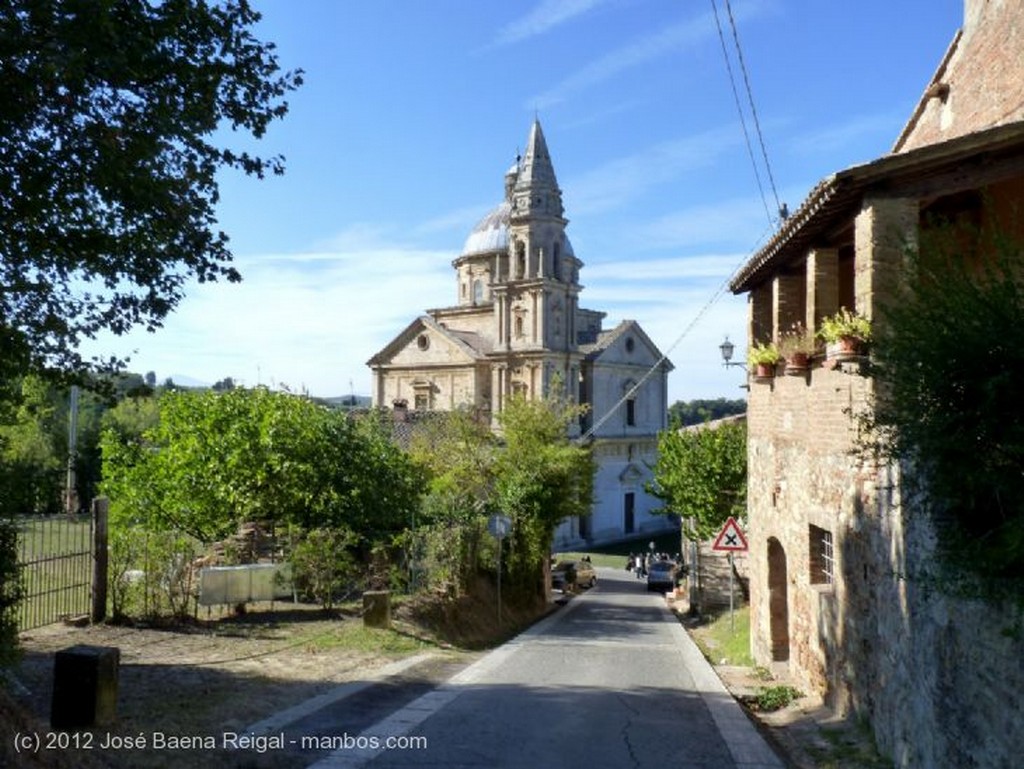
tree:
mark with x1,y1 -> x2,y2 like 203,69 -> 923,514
646,420 -> 747,541
0,376 -> 65,514
100,388 -> 421,546
668,398 -> 747,428
0,0 -> 302,379
407,409 -> 497,596
495,385 -> 594,602
869,221 -> 1024,578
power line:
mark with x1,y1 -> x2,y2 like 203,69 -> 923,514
577,224 -> 776,445
723,0 -> 784,221
710,0 -> 772,230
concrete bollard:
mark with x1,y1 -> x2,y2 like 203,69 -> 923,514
51,645 -> 120,729
363,590 -> 391,629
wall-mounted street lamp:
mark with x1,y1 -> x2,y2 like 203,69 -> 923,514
719,336 -> 746,369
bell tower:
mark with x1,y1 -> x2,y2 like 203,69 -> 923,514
494,120 -> 581,355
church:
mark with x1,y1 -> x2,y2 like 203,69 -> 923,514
368,120 -> 675,547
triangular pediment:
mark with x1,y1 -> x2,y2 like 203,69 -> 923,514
585,320 -> 674,371
619,463 -> 645,484
367,316 -> 483,368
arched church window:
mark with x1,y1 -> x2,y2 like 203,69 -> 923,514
552,243 -> 561,279
516,241 -> 526,278
473,279 -> 484,304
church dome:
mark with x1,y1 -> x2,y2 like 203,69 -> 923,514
459,199 -> 575,258
461,201 -> 511,256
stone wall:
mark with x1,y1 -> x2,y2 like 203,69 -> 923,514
747,363 -> 1024,768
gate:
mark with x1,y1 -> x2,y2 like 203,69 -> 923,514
11,512 -> 94,631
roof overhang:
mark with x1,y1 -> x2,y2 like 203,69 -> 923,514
729,121 -> 1024,294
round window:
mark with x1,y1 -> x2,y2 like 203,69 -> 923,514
625,337 -> 635,353
417,334 -> 430,351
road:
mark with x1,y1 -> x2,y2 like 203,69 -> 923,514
307,568 -> 783,769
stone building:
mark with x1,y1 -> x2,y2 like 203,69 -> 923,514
369,120 -> 675,547
729,2 -> 1024,767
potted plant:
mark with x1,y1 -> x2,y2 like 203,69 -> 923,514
748,342 -> 781,379
817,308 -> 871,361
777,322 -> 815,374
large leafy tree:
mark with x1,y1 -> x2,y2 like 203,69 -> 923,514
0,0 -> 302,378
100,388 -> 420,545
647,419 -> 747,541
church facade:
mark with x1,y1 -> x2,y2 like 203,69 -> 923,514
368,120 -> 675,548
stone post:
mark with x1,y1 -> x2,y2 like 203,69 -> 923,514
363,591 -> 391,629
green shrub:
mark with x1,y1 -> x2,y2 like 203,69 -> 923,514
289,528 -> 360,610
755,684 -> 802,712
870,222 -> 1024,578
0,519 -> 23,666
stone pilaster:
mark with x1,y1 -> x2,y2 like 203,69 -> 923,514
773,271 -> 805,339
805,247 -> 839,333
749,282 -> 773,344
854,196 -> 918,322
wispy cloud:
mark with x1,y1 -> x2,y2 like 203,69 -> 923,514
529,0 -> 771,110
565,126 -> 745,215
787,112 -> 901,159
491,0 -> 608,48
81,231 -> 458,396
585,252 -> 746,282
636,196 -> 776,250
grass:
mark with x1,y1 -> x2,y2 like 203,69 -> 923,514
553,551 -> 628,569
303,623 -> 434,655
557,529 -> 686,559
687,604 -> 755,666
11,514 -> 94,630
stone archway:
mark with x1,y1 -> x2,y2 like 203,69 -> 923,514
767,537 -> 790,662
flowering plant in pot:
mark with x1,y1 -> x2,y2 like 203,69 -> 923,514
817,309 -> 871,360
777,322 -> 815,373
747,342 -> 781,379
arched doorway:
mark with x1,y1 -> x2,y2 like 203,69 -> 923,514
767,537 -> 790,662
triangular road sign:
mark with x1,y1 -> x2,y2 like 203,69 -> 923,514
712,516 -> 748,552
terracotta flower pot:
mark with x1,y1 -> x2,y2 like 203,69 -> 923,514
826,336 -> 864,362
784,351 -> 810,374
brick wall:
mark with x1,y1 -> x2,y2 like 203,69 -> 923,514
896,0 -> 1024,152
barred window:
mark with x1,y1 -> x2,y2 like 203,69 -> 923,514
809,524 -> 834,585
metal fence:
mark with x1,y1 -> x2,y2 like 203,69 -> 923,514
10,513 -> 94,631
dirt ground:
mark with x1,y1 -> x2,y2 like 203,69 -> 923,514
2,593 -> 890,769
2,603 -> 480,769
684,613 -> 890,769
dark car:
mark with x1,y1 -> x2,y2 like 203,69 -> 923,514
550,559 -> 597,592
646,559 -> 680,592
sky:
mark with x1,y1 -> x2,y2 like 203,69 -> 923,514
83,0 -> 965,404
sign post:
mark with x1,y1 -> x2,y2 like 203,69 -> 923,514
711,517 -> 749,631
487,514 -> 512,626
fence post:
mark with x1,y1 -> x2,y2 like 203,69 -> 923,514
91,498 -> 109,623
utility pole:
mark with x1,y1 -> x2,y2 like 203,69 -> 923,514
65,385 -> 80,514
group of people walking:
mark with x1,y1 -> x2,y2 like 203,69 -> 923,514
627,551 -> 681,579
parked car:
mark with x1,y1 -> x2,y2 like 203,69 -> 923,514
550,558 -> 597,592
647,559 -> 680,593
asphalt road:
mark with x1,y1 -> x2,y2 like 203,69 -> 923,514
307,568 -> 783,769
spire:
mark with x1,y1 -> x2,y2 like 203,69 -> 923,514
513,119 -> 563,217
516,119 -> 558,191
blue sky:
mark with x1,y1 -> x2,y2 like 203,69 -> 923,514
86,0 -> 964,403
